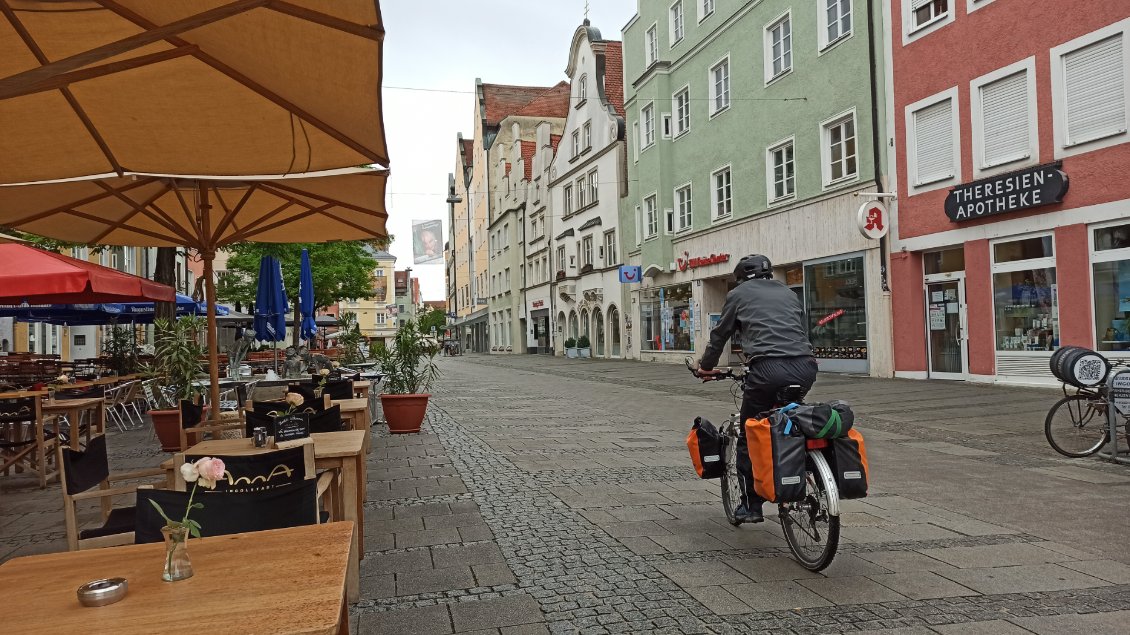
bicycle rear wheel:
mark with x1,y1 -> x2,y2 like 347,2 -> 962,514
720,425 -> 745,526
1045,395 -> 1109,458
779,452 -> 840,571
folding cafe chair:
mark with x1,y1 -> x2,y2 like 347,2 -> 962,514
0,395 -> 60,488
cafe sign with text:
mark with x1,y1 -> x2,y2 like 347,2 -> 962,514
676,252 -> 731,272
944,162 -> 1068,223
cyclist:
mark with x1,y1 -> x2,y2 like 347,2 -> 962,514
690,254 -> 818,523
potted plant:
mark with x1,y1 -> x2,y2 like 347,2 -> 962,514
149,317 -> 206,452
577,335 -> 592,358
564,337 -> 578,358
104,324 -> 139,376
373,319 -> 440,434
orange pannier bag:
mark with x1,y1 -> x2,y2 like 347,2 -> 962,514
685,417 -> 723,479
744,413 -> 807,503
826,428 -> 869,499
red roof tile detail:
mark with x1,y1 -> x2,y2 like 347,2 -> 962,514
482,83 -> 560,127
505,161 -> 512,177
550,134 -> 563,152
461,138 -> 474,167
600,42 -> 625,118
515,81 -> 571,119
520,140 -> 536,181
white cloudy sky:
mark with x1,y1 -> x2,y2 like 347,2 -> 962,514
380,0 -> 638,301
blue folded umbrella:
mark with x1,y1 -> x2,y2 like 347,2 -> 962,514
299,249 -> 317,342
253,255 -> 288,343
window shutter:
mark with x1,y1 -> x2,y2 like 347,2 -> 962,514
911,0 -> 933,9
981,71 -> 1030,166
914,99 -> 954,185
1064,34 -> 1126,146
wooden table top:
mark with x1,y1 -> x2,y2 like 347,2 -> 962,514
43,397 -> 104,410
331,398 -> 368,412
0,521 -> 354,635
160,430 -> 366,467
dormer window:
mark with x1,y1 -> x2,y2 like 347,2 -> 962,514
577,74 -> 587,106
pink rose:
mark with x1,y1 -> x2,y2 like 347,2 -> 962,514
193,457 -> 226,489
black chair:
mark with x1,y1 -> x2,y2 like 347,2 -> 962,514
243,405 -> 342,437
0,396 -> 59,488
57,433 -> 165,550
134,480 -> 322,544
286,383 -> 320,407
322,379 -> 353,401
184,445 -> 308,493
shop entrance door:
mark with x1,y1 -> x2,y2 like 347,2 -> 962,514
924,275 -> 968,379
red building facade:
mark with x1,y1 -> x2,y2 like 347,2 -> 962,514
889,0 -> 1130,384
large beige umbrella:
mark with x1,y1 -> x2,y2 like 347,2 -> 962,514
0,170 -> 387,408
0,0 -> 388,183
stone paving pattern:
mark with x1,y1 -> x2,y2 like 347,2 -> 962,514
3,354 -> 1130,634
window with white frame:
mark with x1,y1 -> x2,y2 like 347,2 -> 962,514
556,245 -> 566,272
576,176 -> 587,208
699,0 -> 714,21
604,230 -> 618,265
1058,31 -> 1126,148
645,24 -> 658,66
564,184 -> 574,214
908,91 -> 958,188
665,205 -> 675,234
670,1 -> 684,45
504,267 -> 510,290
820,0 -> 852,49
582,120 -> 592,150
824,113 -> 857,184
974,63 -> 1034,169
1091,221 -> 1130,352
582,236 -> 594,267
675,184 -> 692,232
910,0 -> 949,32
766,13 -> 792,82
644,195 -> 658,238
642,103 -> 655,147
588,169 -> 599,203
769,139 -> 795,201
712,166 -> 732,218
571,130 -> 580,158
578,74 -> 587,104
710,58 -> 730,115
376,312 -> 386,326
991,235 -> 1058,352
673,87 -> 690,136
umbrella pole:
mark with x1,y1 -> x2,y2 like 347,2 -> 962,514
198,185 -> 222,416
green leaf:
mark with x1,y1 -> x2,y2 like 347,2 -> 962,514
188,525 -> 201,539
191,502 -> 204,509
148,499 -> 174,525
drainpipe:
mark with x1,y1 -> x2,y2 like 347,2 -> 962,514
866,0 -> 891,293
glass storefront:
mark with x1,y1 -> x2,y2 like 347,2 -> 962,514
640,283 -> 694,351
991,236 -> 1058,352
1092,222 -> 1130,352
805,256 -> 867,363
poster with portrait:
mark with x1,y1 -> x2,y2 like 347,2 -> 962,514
412,219 -> 444,264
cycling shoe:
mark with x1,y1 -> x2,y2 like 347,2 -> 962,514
734,503 -> 764,524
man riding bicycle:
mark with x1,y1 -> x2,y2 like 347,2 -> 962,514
690,254 -> 818,523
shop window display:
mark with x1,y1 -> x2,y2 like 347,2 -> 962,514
805,257 -> 867,360
1092,223 -> 1130,352
640,283 -> 694,351
992,236 -> 1058,352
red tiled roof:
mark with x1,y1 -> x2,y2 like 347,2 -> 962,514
482,83 -> 561,127
423,300 -> 446,310
505,161 -> 512,177
550,134 -> 562,152
520,140 -> 536,181
514,81 -> 571,119
599,42 -> 625,118
461,138 -> 474,168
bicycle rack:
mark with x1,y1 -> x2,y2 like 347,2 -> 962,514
1097,369 -> 1130,466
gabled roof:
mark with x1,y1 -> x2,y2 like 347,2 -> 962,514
482,82 -> 563,127
550,134 -> 563,152
461,138 -> 475,168
515,81 -> 571,119
520,140 -> 536,181
598,42 -> 625,118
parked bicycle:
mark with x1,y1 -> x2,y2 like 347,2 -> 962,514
685,359 -> 842,571
1045,346 -> 1128,458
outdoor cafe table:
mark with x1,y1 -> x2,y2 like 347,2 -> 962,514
159,431 -> 367,602
352,380 -> 370,399
0,522 -> 354,635
331,398 -> 371,453
42,397 -> 105,450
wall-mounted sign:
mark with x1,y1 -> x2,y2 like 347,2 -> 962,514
945,162 -> 1068,222
817,308 -> 845,327
531,300 -> 544,309
675,252 -> 731,272
619,265 -> 642,283
856,201 -> 888,239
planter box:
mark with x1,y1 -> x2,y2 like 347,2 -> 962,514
578,347 -> 591,358
565,348 -> 579,358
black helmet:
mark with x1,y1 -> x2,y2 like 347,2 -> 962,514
734,254 -> 772,282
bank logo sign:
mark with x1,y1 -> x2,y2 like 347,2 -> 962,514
945,162 -> 1068,222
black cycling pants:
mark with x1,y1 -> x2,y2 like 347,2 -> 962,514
734,355 -> 819,508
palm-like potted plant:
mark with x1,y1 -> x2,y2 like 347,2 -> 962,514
149,317 -> 206,451
373,319 -> 440,434
577,335 -> 591,358
564,337 -> 579,358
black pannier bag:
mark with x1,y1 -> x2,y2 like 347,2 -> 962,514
825,429 -> 869,499
745,411 -> 807,502
777,401 -> 855,439
685,417 -> 724,479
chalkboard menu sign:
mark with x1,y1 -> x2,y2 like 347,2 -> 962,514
273,412 -> 310,442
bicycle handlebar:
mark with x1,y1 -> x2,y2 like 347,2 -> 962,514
684,357 -> 740,383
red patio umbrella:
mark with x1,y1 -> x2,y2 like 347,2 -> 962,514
0,243 -> 174,304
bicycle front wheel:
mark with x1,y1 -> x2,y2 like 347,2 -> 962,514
1045,395 -> 1109,458
779,452 -> 840,571
720,427 -> 745,526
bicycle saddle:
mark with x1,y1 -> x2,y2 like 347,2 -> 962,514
777,384 -> 807,404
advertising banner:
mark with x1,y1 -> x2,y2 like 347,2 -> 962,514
412,219 -> 444,264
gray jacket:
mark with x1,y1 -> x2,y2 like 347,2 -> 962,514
700,278 -> 813,370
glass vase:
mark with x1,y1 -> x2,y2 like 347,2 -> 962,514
161,525 -> 194,582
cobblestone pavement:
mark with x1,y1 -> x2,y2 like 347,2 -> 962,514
4,355 -> 1130,634
357,355 -> 1130,634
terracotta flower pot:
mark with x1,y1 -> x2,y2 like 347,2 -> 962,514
380,393 -> 430,434
150,409 -> 183,452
